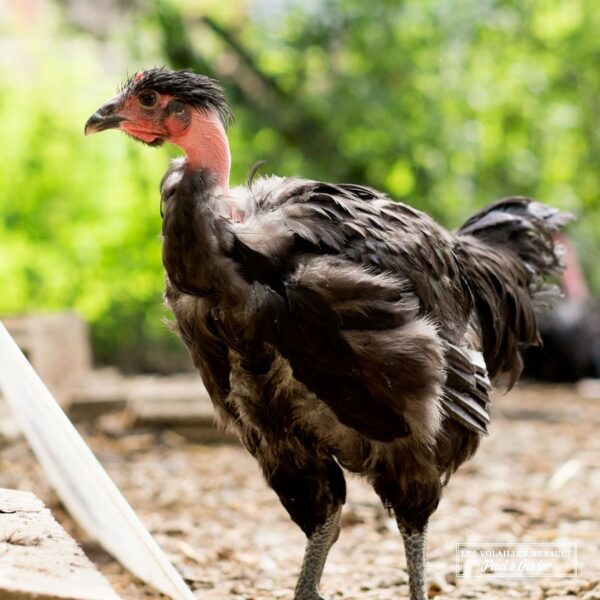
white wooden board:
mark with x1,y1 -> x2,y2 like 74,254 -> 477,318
0,322 -> 196,600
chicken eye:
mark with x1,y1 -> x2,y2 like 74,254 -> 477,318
139,91 -> 159,109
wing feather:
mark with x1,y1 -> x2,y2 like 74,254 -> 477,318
223,177 -> 491,437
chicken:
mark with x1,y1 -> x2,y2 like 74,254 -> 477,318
523,234 -> 600,382
85,68 -> 571,600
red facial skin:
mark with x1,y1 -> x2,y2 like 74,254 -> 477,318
103,91 -> 232,191
116,93 -> 182,143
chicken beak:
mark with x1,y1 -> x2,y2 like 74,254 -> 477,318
84,98 -> 126,136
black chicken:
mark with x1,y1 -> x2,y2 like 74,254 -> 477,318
85,69 -> 570,600
523,235 -> 600,382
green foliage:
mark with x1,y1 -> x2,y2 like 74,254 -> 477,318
159,0 -> 599,275
0,42 -> 185,369
1,0 -> 599,369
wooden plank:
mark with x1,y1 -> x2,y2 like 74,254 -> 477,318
67,372 -> 214,423
0,488 -> 120,600
126,375 -> 237,441
0,323 -> 196,600
67,369 -> 130,420
2,313 -> 92,406
128,374 -> 213,424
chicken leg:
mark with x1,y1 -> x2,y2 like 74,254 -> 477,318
399,524 -> 427,600
259,453 -> 346,600
294,507 -> 341,600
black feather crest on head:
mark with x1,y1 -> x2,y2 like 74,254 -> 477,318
121,67 -> 233,128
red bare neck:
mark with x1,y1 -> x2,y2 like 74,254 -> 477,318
170,110 -> 231,192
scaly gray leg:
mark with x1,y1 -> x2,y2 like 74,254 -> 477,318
399,524 -> 427,600
293,507 -> 342,600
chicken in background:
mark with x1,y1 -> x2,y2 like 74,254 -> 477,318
523,234 -> 600,382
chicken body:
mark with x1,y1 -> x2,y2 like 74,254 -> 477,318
161,163 -> 565,600
85,68 -> 570,600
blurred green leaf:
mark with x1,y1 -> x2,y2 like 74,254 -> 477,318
2,0 -> 600,369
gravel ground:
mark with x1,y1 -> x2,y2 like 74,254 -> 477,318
0,383 -> 599,599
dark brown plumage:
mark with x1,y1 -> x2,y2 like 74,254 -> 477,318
85,69 -> 571,600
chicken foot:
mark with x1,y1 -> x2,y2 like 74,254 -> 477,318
293,507 -> 341,600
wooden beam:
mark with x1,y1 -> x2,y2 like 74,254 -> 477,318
2,313 -> 92,406
0,488 -> 120,600
0,323 -> 196,600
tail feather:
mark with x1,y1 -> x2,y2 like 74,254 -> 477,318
457,196 -> 573,385
459,197 -> 571,275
